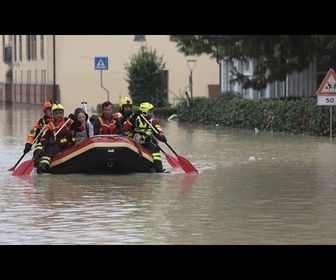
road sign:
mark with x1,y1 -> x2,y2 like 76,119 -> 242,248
317,68 -> 336,95
94,57 -> 108,70
317,68 -> 336,106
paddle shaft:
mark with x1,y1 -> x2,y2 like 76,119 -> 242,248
37,117 -> 71,152
164,142 -> 179,157
9,153 -> 27,171
140,114 -> 178,154
81,101 -> 88,113
12,117 -> 71,176
8,124 -> 46,171
53,117 -> 72,138
33,118 -> 70,158
140,114 -> 160,133
156,143 -> 180,169
140,114 -> 182,169
37,117 -> 71,149
139,114 -> 198,174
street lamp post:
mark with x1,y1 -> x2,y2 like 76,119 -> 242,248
187,59 -> 197,101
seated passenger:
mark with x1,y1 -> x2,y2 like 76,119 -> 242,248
73,108 -> 93,144
93,101 -> 123,135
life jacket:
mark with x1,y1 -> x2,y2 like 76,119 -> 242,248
39,116 -> 52,127
117,110 -> 132,123
97,115 -> 120,134
47,118 -> 76,148
134,117 -> 154,145
26,116 -> 52,144
115,111 -> 134,139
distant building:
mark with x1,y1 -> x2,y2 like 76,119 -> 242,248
0,35 -> 220,113
220,58 -> 317,99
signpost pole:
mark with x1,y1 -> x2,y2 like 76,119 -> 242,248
100,70 -> 109,101
330,106 -> 333,143
94,56 -> 110,101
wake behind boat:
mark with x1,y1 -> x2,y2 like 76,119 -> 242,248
47,134 -> 154,174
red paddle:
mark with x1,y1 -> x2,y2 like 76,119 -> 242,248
140,114 -> 198,174
8,125 -> 46,172
164,142 -> 198,174
12,158 -> 35,176
12,118 -> 71,176
156,144 -> 181,169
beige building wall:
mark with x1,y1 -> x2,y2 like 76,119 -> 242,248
1,35 -> 219,114
0,35 -> 12,101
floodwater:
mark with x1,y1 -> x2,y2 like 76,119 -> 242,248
1,102 -> 336,245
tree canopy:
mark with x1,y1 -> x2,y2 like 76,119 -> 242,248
124,45 -> 167,107
175,35 -> 336,90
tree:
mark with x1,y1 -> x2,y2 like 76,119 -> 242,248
124,45 -> 167,107
175,35 -> 336,90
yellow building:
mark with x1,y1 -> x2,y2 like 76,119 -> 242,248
0,35 -> 219,114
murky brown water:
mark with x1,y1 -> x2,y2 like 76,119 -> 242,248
1,102 -> 336,244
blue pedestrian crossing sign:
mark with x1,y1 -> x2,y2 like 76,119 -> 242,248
94,57 -> 108,70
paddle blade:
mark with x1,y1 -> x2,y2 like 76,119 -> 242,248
7,166 -> 15,171
164,153 -> 181,169
177,155 -> 198,174
12,159 -> 35,176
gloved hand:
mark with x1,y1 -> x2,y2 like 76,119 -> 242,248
133,110 -> 142,117
42,139 -> 52,149
158,134 -> 167,143
128,110 -> 142,124
68,113 -> 76,120
68,113 -> 82,127
124,112 -> 132,118
151,136 -> 158,145
23,143 -> 32,153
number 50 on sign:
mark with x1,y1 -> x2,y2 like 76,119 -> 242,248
317,96 -> 336,106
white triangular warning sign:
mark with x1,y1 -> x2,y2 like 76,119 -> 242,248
316,68 -> 336,95
96,59 -> 106,69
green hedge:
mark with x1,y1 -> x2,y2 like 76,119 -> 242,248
176,92 -> 333,136
96,92 -> 333,137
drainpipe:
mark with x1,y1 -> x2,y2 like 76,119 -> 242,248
216,58 -> 221,94
53,35 -> 57,102
216,45 -> 222,95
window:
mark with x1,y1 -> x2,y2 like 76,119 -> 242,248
26,35 -> 31,60
2,35 -> 12,63
243,60 -> 250,72
40,35 -> 44,60
134,35 -> 146,41
14,35 -> 17,62
32,35 -> 36,60
259,88 -> 266,99
3,46 -> 12,63
19,35 -> 22,61
275,81 -> 284,98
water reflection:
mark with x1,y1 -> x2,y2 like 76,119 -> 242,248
1,102 -> 336,244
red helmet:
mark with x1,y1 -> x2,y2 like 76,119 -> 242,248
43,101 -> 53,113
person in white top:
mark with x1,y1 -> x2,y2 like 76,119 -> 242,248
73,108 -> 94,144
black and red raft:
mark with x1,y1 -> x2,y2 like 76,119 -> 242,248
47,135 -> 154,174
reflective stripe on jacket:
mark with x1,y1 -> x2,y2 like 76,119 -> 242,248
41,118 -> 77,149
97,115 -> 120,134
